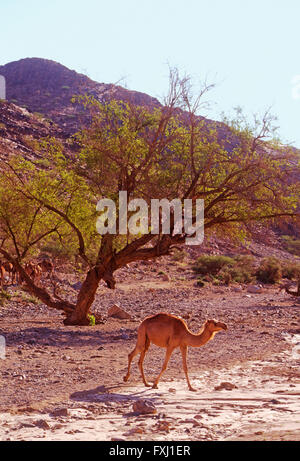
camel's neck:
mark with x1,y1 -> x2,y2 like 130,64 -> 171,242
184,326 -> 216,347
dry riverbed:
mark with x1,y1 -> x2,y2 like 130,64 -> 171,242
0,275 -> 299,441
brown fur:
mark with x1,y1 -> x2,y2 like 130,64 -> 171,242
123,312 -> 227,391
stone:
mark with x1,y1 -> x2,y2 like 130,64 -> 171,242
247,285 -> 263,294
71,281 -> 82,291
214,382 -> 237,391
132,399 -> 157,415
232,286 -> 243,292
33,419 -> 51,429
51,407 -> 69,417
108,304 -> 132,320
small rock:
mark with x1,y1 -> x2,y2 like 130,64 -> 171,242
214,382 -> 237,391
108,304 -> 132,320
51,407 -> 69,417
18,422 -> 36,429
132,399 -> 157,415
232,286 -> 243,292
155,420 -> 170,433
269,399 -> 281,404
247,285 -> 263,294
33,419 -> 51,430
71,281 -> 82,291
125,427 -> 145,435
168,388 -> 176,393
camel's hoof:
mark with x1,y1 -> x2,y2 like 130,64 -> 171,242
144,383 -> 151,387
152,384 -> 158,389
123,376 -> 128,382
189,387 -> 197,392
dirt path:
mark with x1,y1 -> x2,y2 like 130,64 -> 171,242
1,333 -> 299,441
0,277 -> 299,441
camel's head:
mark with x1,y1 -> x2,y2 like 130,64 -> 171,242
205,319 -> 227,333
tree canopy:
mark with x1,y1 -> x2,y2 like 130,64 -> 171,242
0,71 -> 299,324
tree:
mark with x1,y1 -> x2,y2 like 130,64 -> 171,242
0,70 -> 299,324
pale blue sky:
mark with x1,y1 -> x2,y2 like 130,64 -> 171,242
1,0 -> 300,147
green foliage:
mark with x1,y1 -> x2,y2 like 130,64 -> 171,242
256,257 -> 282,284
281,261 -> 300,280
192,254 -> 236,275
281,235 -> 300,256
219,255 -> 256,284
0,289 -> 12,307
88,314 -> 96,326
171,248 -> 187,262
192,254 -> 255,285
195,276 -> 206,287
19,292 -> 39,304
0,78 -> 299,272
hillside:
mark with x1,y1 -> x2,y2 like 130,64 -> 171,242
0,100 -> 65,162
0,58 -> 161,134
0,57 -> 299,246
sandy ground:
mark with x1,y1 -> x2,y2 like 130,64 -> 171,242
0,262 -> 299,441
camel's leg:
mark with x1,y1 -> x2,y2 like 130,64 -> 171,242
152,345 -> 175,389
123,324 -> 148,384
180,345 -> 196,392
138,336 -> 151,387
123,345 -> 140,383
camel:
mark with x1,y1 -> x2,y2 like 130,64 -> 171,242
38,258 -> 54,278
1,261 -> 17,284
0,262 -> 5,288
123,312 -> 227,391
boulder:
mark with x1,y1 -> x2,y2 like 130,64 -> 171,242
247,285 -> 263,294
108,304 -> 132,320
50,407 -> 69,417
33,419 -> 51,429
132,399 -> 157,415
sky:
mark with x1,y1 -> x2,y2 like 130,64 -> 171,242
1,0 -> 300,147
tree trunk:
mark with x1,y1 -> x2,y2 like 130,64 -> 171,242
63,266 -> 103,325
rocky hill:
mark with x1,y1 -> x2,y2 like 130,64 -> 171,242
0,100 -> 65,162
0,58 -> 161,134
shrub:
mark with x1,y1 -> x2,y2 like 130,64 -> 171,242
192,254 -> 255,284
281,262 -> 300,280
171,248 -> 186,262
192,255 -> 235,276
281,235 -> 300,256
88,314 -> 96,326
256,257 -> 282,284
0,289 -> 12,307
